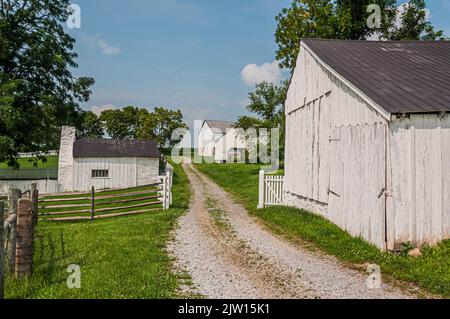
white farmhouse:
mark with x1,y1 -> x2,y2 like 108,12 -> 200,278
284,39 -> 450,250
198,120 -> 245,163
58,126 -> 161,192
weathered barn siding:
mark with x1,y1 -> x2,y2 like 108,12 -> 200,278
328,123 -> 387,248
388,114 -> 450,249
285,45 -> 389,249
214,128 -> 246,163
72,157 -> 159,192
198,123 -> 216,157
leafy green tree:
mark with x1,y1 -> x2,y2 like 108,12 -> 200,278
99,105 -> 188,149
385,0 -> 446,40
78,111 -> 104,138
236,81 -> 288,163
275,0 -> 444,70
100,106 -> 148,139
0,0 -> 94,168
137,107 -> 188,149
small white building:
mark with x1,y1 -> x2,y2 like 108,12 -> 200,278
198,120 -> 245,163
284,39 -> 450,250
58,126 -> 161,192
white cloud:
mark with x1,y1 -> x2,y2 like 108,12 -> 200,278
241,61 -> 282,86
90,104 -> 119,116
82,34 -> 121,55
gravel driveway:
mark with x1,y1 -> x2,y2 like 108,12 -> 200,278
168,163 -> 415,299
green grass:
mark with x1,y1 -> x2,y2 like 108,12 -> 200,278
0,155 -> 59,169
196,163 -> 450,298
5,162 -> 191,299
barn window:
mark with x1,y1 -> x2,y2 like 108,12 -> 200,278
92,169 -> 109,178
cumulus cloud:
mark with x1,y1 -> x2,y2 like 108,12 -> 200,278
241,61 -> 282,86
82,34 -> 121,55
90,104 -> 119,116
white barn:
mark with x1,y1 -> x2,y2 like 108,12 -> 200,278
198,120 -> 245,163
58,126 -> 161,192
284,39 -> 450,250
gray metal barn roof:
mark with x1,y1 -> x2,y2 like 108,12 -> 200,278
204,120 -> 236,134
302,39 -> 450,114
73,138 -> 161,158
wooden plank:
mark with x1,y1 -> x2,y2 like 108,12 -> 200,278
41,182 -> 161,198
40,195 -> 160,209
41,201 -> 163,216
38,189 -> 160,203
47,208 -> 161,222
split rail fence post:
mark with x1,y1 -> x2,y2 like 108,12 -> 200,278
8,189 -> 20,273
15,198 -> 33,278
257,169 -> 265,209
31,184 -> 38,227
90,186 -> 95,221
0,202 -> 5,299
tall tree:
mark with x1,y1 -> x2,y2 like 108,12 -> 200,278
100,106 -> 148,139
275,0 -> 444,71
137,107 -> 188,149
0,0 -> 94,168
385,0 -> 446,40
78,111 -> 104,138
236,81 -> 288,163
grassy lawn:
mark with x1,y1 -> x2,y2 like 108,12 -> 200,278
0,155 -> 59,169
5,162 -> 191,299
196,163 -> 450,298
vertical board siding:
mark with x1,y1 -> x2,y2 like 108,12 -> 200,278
328,124 -> 387,249
285,47 -> 389,249
73,157 -> 148,192
389,114 -> 450,248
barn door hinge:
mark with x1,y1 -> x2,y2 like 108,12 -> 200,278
378,188 -> 392,199
328,188 -> 340,198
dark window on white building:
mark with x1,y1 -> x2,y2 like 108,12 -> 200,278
92,169 -> 109,178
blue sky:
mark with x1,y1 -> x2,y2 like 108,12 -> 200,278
69,0 -> 450,138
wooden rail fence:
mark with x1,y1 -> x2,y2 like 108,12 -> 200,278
39,171 -> 173,222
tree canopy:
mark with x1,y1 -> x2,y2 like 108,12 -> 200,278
275,0 -> 446,70
0,0 -> 94,168
97,106 -> 188,149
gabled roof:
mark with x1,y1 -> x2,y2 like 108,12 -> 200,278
203,120 -> 235,134
73,138 -> 161,158
302,39 -> 450,114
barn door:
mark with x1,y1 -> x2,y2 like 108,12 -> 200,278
328,124 -> 387,249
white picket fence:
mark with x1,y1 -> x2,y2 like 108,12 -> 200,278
159,166 -> 173,210
258,170 -> 284,209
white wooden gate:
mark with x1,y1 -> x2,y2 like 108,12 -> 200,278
258,170 -> 284,208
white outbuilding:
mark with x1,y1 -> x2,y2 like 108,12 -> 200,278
198,120 -> 245,163
284,39 -> 450,250
58,126 -> 161,192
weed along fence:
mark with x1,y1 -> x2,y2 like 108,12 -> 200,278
1,187 -> 39,299
39,171 -> 173,222
258,170 -> 284,209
